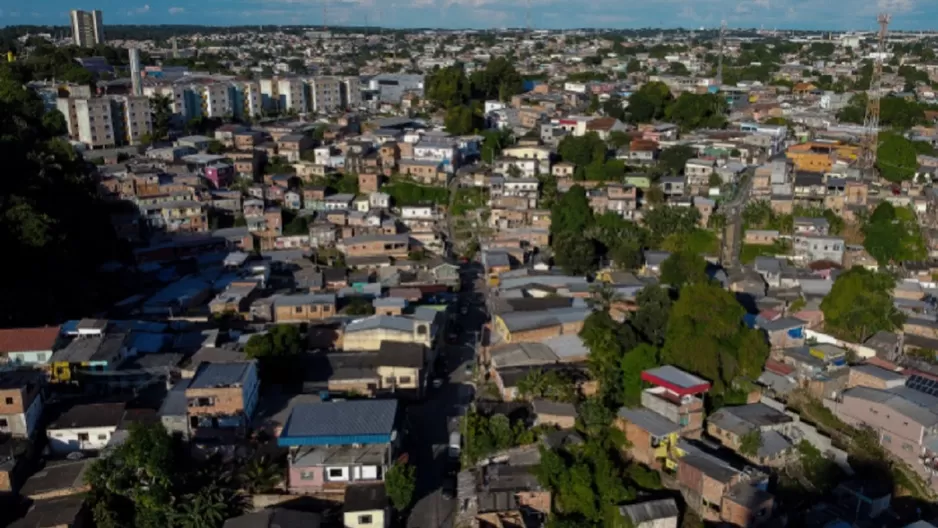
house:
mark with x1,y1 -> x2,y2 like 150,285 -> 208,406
274,294 -> 337,322
278,400 -> 399,495
185,361 -> 260,441
375,341 -> 427,397
48,331 -> 130,383
0,327 -> 60,367
641,366 -> 710,435
343,482 -> 390,528
793,234 -> 845,265
0,370 -> 44,439
339,234 -> 411,259
706,403 -> 794,466
532,399 -> 577,429
757,317 -> 806,349
46,402 -> 125,454
619,498 -> 679,528
685,159 -> 716,186
794,216 -> 830,236
643,251 -> 671,275
224,509 -> 321,528
676,451 -> 774,524
343,314 -> 439,355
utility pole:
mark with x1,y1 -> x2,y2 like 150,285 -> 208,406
859,13 -> 890,178
716,20 -> 727,87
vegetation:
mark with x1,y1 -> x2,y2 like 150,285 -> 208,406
384,180 -> 449,206
661,283 -> 769,404
739,430 -> 763,456
0,62 -> 126,326
384,462 -> 417,511
820,267 -> 905,342
862,202 -> 926,266
517,368 -> 578,403
877,131 -> 921,183
660,251 -> 708,289
461,409 -> 543,464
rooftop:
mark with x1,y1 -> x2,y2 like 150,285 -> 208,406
0,327 -> 60,354
641,365 -> 711,395
48,402 -> 126,430
188,361 -> 254,389
279,400 -> 398,446
343,482 -> 388,512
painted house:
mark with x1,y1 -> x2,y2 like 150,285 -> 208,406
640,366 -> 710,435
0,327 -> 60,367
48,331 -> 131,383
343,482 -> 390,528
185,361 -> 260,441
279,400 -> 399,495
46,402 -> 126,454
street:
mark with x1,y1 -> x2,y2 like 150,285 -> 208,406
405,268 -> 486,528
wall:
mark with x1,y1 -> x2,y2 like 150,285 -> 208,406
186,386 -> 245,417
47,425 -> 115,454
831,395 -> 925,468
344,508 -> 387,528
637,516 -> 678,528
289,465 -> 325,491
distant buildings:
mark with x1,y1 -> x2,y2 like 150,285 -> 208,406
69,9 -> 104,47
56,94 -> 152,149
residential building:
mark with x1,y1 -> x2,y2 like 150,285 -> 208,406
343,313 -> 438,353
706,403 -> 794,467
57,95 -> 152,148
308,76 -> 343,113
0,327 -> 60,367
185,361 -> 260,440
278,400 -> 399,494
273,294 -> 337,322
223,509 -> 322,528
70,9 -> 104,47
640,366 -> 710,435
619,499 -> 680,528
793,234 -> 845,265
0,370 -> 44,439
46,402 -> 125,454
343,483 -> 390,528
339,234 -> 411,259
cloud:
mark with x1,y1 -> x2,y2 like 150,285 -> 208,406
126,4 -> 150,15
168,7 -> 185,14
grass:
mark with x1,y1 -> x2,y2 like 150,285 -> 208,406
740,240 -> 789,264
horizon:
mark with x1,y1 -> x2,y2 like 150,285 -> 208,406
1,0 -> 937,33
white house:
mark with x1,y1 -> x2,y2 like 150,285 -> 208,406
369,192 -> 390,209
343,483 -> 390,528
46,402 -> 126,454
401,205 -> 435,220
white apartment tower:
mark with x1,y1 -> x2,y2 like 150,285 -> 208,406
69,10 -> 104,47
129,48 -> 142,97
57,95 -> 152,148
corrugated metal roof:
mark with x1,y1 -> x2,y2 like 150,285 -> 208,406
617,407 -> 681,437
278,400 -> 398,446
189,362 -> 253,388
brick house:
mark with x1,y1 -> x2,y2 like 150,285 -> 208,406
706,403 -> 794,467
273,294 -> 337,323
0,370 -> 44,439
677,452 -> 774,524
358,173 -> 382,193
339,234 -> 411,259
185,361 -> 260,441
640,366 -> 710,436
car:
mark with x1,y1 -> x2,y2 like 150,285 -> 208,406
432,378 -> 444,389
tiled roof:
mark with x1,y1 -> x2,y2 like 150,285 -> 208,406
0,327 -> 60,354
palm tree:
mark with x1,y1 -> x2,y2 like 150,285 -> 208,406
172,483 -> 230,528
238,456 -> 283,494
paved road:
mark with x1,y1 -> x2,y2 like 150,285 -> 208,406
406,270 -> 485,528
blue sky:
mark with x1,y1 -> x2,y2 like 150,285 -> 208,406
2,0 -> 937,31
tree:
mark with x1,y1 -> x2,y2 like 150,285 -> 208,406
626,59 -> 642,73
666,92 -> 728,131
657,145 -> 696,175
620,344 -> 659,406
345,298 -> 376,316
85,424 -> 177,528
643,206 -> 701,246
41,109 -> 68,136
238,456 -> 282,494
739,430 -> 763,457
172,483 -> 237,528
877,131 -> 919,183
644,185 -> 665,206
820,267 -> 904,342
553,232 -> 596,275
626,81 -> 673,123
517,368 -> 578,403
283,214 -> 310,236
661,283 -> 769,400
489,414 -> 514,450
551,185 -> 594,237
444,105 -> 482,135
631,285 -> 671,346
206,140 -> 225,154
586,283 -> 625,313
244,325 -> 303,358
863,202 -> 927,265
385,462 -> 417,511
668,62 -> 689,75
660,251 -> 708,289
580,311 -> 637,405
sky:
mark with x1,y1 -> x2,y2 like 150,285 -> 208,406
2,0 -> 938,31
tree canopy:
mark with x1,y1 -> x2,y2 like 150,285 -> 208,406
862,202 -> 926,266
660,251 -> 708,289
877,131 -> 920,183
820,267 -> 905,342
661,282 -> 769,403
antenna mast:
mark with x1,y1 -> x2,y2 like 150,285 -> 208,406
526,0 -> 531,33
859,12 -> 890,177
323,0 -> 328,32
716,20 -> 727,86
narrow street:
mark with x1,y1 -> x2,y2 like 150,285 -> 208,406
405,268 -> 485,528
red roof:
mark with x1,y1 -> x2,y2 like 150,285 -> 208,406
0,327 -> 60,354
765,359 -> 795,376
864,356 -> 898,371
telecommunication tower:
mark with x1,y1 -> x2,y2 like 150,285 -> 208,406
859,13 -> 890,176
716,20 -> 727,86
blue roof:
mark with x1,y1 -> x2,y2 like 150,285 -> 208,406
278,400 -> 398,447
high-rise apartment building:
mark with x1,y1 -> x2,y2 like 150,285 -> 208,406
145,80 -> 262,123
57,95 -> 152,148
340,77 -> 362,109
129,48 -> 142,96
69,10 -> 104,47
307,76 -> 342,114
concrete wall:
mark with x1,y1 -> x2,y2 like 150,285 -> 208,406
344,508 -> 387,528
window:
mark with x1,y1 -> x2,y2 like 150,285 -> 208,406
358,514 -> 373,524
0,418 -> 8,428
327,467 -> 348,481
295,306 -> 304,314
300,471 -> 315,480
4,397 -> 12,405
98,434 -> 108,440
385,377 -> 396,385
399,376 -> 412,384
78,433 -> 90,442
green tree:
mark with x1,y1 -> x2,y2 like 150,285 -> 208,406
626,81 -> 673,123
580,311 -> 637,404
237,456 -> 282,494
661,283 -> 769,399
385,462 -> 417,511
657,145 -> 696,175
206,140 -> 225,154
244,324 -> 303,358
626,59 -> 642,73
660,251 -> 708,289
489,414 -> 514,450
643,206 -> 701,246
820,267 -> 905,342
41,109 -> 68,136
668,62 -> 689,75
517,368 -> 578,402
553,232 -> 597,275
172,483 -> 237,528
620,344 -> 659,406
863,202 -> 927,265
444,105 -> 482,134
551,185 -> 594,237
631,285 -> 672,346
345,298 -> 376,316
739,430 -> 763,457
877,131 -> 920,183
666,92 -> 728,131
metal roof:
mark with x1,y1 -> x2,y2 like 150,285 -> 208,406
617,407 -> 681,437
642,365 -> 710,391
189,362 -> 254,389
278,400 -> 398,446
346,315 -> 415,334
620,499 -> 680,524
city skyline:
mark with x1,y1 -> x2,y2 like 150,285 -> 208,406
2,0 -> 938,32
